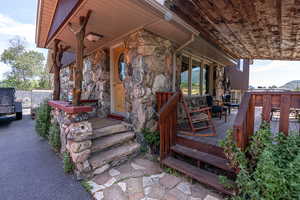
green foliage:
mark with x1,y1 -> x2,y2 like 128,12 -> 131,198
49,122 -> 61,151
63,152 -> 74,174
164,167 -> 180,177
143,128 -> 160,146
35,100 -> 51,139
0,37 -> 51,90
220,122 -> 300,200
80,181 -> 93,192
142,128 -> 160,154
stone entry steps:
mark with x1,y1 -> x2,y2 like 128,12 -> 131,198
87,117 -> 140,176
89,142 -> 140,170
91,132 -> 135,153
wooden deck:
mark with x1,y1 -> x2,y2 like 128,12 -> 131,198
179,107 -> 300,147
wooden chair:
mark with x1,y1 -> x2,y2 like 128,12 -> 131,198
180,93 -> 216,136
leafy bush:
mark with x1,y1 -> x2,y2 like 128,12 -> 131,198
80,181 -> 93,192
142,128 -> 160,154
35,99 -> 51,139
49,122 -> 61,151
63,152 -> 74,174
220,123 -> 300,200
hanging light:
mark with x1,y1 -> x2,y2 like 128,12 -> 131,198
85,32 -> 103,42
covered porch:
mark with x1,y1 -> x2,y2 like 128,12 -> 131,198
179,106 -> 300,147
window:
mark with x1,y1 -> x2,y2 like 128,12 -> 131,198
118,53 -> 126,81
191,60 -> 201,95
180,55 -> 207,96
180,56 -> 189,95
239,59 -> 244,72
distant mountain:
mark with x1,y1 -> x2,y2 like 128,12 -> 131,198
280,80 -> 300,90
181,68 -> 201,83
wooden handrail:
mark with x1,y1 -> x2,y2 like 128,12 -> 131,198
157,91 -> 180,161
159,92 -> 180,119
233,92 -> 251,128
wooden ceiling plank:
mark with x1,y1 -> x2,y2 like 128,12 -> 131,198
169,0 -> 241,58
221,0 -> 259,57
191,0 -> 251,57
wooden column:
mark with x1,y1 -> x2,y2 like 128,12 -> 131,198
69,10 -> 91,105
208,64 -> 214,96
52,40 -> 70,100
52,39 -> 60,100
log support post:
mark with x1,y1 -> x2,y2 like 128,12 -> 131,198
52,40 -> 70,100
68,10 -> 92,105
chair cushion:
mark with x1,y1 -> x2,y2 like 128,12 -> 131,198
192,113 -> 208,121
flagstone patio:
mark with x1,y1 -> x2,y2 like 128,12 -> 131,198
87,156 -> 223,200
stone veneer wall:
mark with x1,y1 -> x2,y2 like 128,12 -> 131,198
123,29 -> 177,132
51,108 -> 93,179
60,50 -> 110,117
215,66 -> 226,100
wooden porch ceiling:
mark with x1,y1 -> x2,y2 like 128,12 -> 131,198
167,0 -> 300,60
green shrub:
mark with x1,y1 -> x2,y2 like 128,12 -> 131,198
220,122 -> 300,200
80,181 -> 93,192
49,122 -> 61,151
142,128 -> 160,154
63,152 -> 74,173
35,99 -> 51,139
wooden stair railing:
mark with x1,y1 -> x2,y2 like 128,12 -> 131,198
233,91 -> 300,150
157,91 -> 236,195
157,91 -> 180,161
233,92 -> 254,150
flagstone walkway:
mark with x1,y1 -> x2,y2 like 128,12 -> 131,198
87,156 -> 223,200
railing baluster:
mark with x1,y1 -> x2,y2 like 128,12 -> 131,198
246,95 -> 255,140
279,95 -> 291,135
262,95 -> 272,122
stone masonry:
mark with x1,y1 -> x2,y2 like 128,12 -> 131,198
51,108 -> 93,178
60,49 -> 110,117
123,29 -> 176,132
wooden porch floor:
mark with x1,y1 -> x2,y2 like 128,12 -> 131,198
179,107 -> 300,147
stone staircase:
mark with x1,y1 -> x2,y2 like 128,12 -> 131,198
87,117 -> 140,176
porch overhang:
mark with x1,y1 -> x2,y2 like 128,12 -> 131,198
167,0 -> 300,61
36,0 -> 236,66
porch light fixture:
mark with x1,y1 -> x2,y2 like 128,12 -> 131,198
85,32 -> 103,42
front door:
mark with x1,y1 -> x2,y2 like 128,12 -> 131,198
113,46 -> 126,113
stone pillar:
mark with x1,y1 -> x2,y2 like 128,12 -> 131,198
123,29 -> 176,132
51,109 -> 93,179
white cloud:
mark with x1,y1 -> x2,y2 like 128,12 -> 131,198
0,13 -> 48,81
250,60 -> 300,87
0,13 -> 35,44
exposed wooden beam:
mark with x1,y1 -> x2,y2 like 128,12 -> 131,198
68,10 -> 92,105
51,39 -> 71,100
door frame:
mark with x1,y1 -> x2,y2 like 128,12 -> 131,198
110,42 -> 128,117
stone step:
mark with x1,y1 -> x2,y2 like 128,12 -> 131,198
91,132 -> 135,153
92,123 -> 130,139
89,142 -> 140,170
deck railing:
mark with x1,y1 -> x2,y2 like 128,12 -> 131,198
233,91 -> 300,150
157,91 -> 179,160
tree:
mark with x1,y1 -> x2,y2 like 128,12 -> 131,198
0,37 -> 51,90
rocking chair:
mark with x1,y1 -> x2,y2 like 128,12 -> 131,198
180,93 -> 216,136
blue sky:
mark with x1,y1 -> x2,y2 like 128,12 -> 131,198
0,0 -> 300,87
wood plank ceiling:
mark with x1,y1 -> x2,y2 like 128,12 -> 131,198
166,0 -> 300,60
